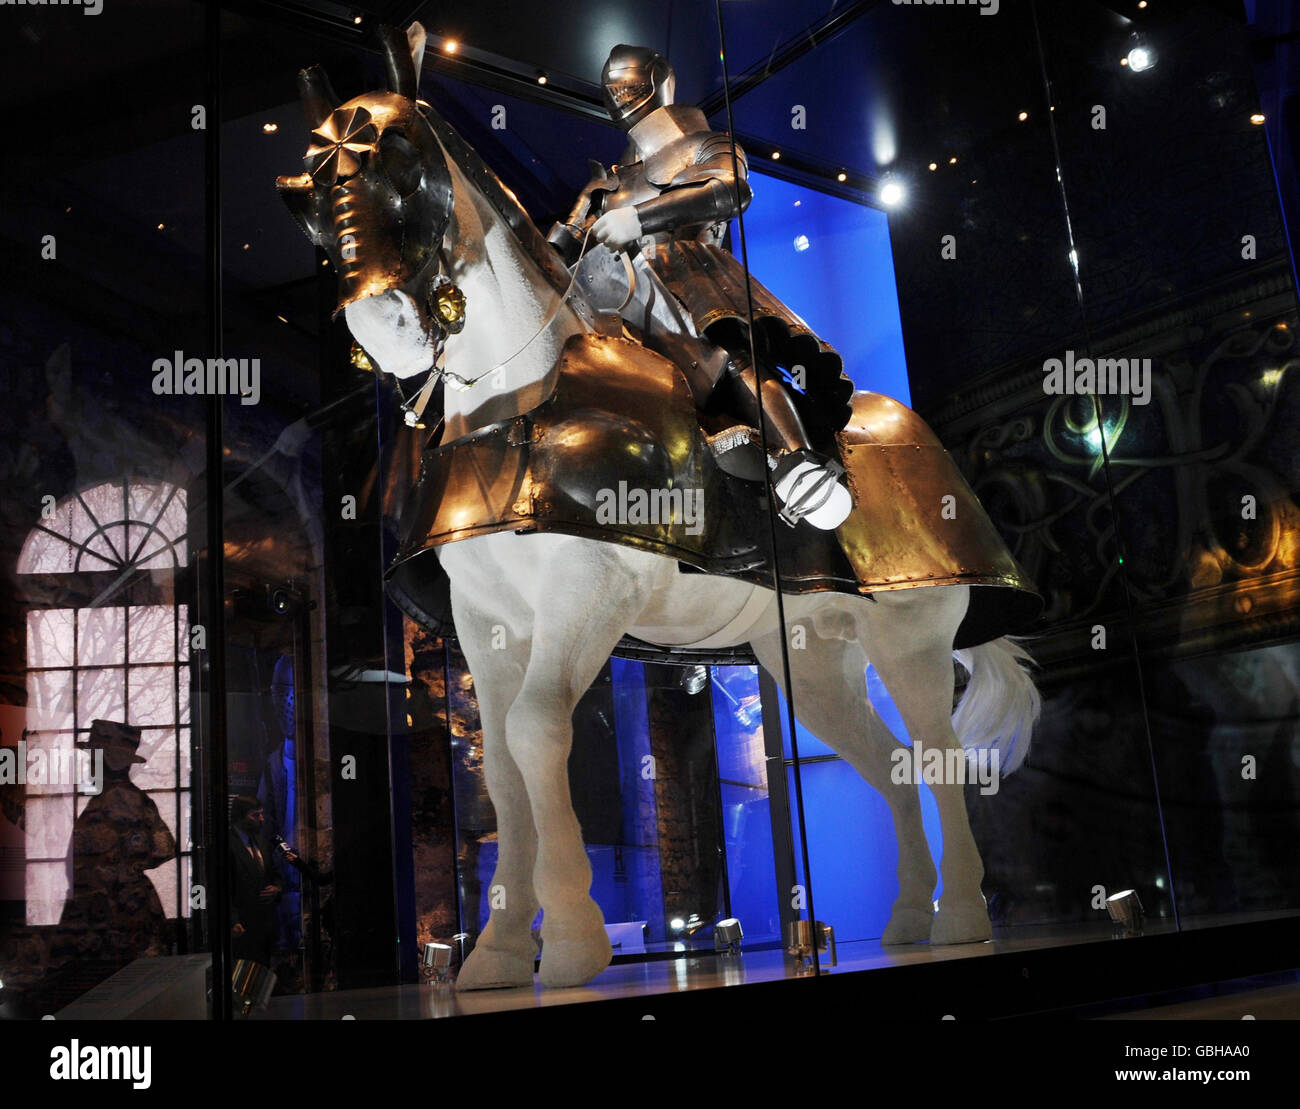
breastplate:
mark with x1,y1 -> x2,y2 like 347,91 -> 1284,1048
600,104 -> 727,246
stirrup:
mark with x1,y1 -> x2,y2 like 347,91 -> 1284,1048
771,450 -> 853,530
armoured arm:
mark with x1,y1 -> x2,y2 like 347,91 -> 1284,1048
548,160 -> 615,264
634,134 -> 752,237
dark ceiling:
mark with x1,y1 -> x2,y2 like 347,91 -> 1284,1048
1,0 -> 1280,392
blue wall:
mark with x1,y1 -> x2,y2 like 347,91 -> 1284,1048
739,171 -> 912,406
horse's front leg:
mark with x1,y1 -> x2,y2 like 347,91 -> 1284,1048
505,542 -> 655,987
450,590 -> 539,990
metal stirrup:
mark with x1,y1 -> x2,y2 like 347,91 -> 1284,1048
776,458 -> 844,528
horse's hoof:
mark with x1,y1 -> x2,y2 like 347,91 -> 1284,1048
881,905 -> 934,945
930,899 -> 992,945
456,944 -> 535,991
538,919 -> 612,988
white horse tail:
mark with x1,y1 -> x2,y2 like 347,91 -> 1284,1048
951,637 -> 1041,776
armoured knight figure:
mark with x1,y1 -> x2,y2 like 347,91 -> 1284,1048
548,44 -> 855,530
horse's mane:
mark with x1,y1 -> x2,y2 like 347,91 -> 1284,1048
416,100 -> 572,298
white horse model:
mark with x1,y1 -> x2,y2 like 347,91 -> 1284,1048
279,23 -> 1040,989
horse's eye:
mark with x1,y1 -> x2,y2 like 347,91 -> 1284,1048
378,130 -> 423,196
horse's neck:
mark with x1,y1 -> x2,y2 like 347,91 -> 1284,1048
439,152 -> 586,440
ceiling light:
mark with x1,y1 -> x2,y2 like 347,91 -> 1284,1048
1126,44 -> 1154,72
879,180 -> 905,207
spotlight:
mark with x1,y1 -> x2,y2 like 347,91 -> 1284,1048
928,161 -> 938,171
714,917 -> 744,955
1018,111 -> 1028,121
771,150 -> 781,160
262,122 -> 278,134
421,941 -> 454,983
352,12 -> 362,25
948,156 -> 958,165
879,180 -> 905,207
793,234 -> 810,253
1250,113 -> 1266,125
836,171 -> 847,182
536,71 -> 548,85
1106,889 -> 1145,936
670,917 -> 686,932
1128,42 -> 1159,71
231,959 -> 277,1018
444,39 -> 459,54
784,919 -> 837,972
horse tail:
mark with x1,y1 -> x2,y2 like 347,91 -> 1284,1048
951,637 -> 1040,776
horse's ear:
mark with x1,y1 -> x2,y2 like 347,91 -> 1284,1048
297,65 -> 339,128
407,22 -> 427,84
276,173 -> 324,246
378,24 -> 418,98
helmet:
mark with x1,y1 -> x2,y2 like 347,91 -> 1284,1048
600,44 -> 676,130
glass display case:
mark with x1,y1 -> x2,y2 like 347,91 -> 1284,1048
1,0 -> 1298,1027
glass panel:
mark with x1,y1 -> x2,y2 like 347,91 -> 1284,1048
76,667 -> 125,729
26,610 -> 75,670
77,607 -> 124,666
0,0 -> 208,1013
724,0 -> 1175,975
127,605 -> 182,665
1040,0 -> 1300,933
26,669 -> 74,733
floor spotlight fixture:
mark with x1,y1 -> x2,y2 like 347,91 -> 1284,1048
231,959 -> 277,1019
421,941 -> 455,983
785,919 -> 837,972
1106,889 -> 1145,937
714,917 -> 744,955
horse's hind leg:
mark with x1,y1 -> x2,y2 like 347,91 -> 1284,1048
751,624 -> 937,945
857,586 -> 992,945
452,599 -> 539,990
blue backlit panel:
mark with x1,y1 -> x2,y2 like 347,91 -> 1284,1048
738,171 -> 911,405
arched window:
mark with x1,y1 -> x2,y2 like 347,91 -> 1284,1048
17,479 -> 191,928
